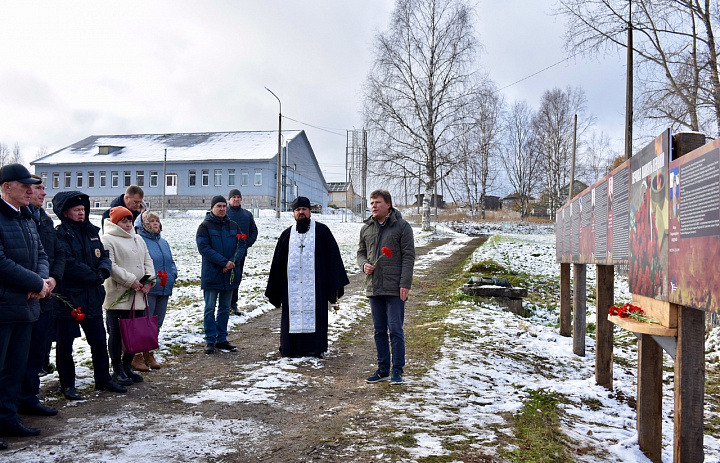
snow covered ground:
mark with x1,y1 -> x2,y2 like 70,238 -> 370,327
34,211 -> 718,462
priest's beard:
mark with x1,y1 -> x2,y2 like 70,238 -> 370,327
295,216 -> 311,232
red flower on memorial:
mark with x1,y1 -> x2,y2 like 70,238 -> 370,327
609,302 -> 660,325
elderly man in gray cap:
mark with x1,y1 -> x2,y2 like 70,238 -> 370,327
0,164 -> 51,449
265,197 -> 349,358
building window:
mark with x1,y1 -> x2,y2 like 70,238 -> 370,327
52,172 -> 59,189
64,172 -> 71,188
254,169 -> 262,186
111,171 -> 119,188
189,170 -> 196,187
150,171 -> 158,187
100,171 -> 106,187
228,169 -> 235,186
214,169 -> 222,186
123,171 -> 131,187
136,171 -> 144,187
88,171 -> 95,188
40,172 -> 47,185
242,170 -> 249,187
202,169 -> 209,187
76,172 -> 83,188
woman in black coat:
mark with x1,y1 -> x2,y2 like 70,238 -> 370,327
52,191 -> 126,400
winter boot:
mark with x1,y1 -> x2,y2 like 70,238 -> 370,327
143,351 -> 161,369
111,361 -> 133,386
131,353 -> 150,372
122,354 -> 144,383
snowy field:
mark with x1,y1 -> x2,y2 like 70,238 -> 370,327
32,210 -> 719,462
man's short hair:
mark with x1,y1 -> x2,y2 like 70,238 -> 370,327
370,189 -> 392,206
31,174 -> 43,184
125,185 -> 144,198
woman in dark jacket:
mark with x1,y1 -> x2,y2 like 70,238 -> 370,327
53,191 -> 126,400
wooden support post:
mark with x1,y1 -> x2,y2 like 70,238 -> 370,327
637,334 -> 663,462
560,263 -> 571,337
595,265 -> 614,389
674,307 -> 705,462
572,264 -> 586,356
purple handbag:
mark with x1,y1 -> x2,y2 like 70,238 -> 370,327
119,293 -> 159,354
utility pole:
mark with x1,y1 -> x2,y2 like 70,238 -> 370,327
625,1 -> 633,160
265,87 -> 282,218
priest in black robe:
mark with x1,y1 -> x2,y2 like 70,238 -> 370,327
265,197 -> 349,357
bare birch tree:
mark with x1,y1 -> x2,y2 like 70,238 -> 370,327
580,130 -> 620,183
363,0 -> 480,230
11,143 -> 23,165
0,143 -> 9,167
452,83 -> 504,217
556,0 -> 720,139
534,86 -> 593,215
502,101 -> 541,220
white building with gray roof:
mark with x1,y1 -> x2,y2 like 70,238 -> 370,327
31,130 -> 329,212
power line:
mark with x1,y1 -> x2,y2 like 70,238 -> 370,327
282,115 -> 347,137
495,54 -> 577,93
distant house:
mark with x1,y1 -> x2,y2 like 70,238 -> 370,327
559,180 -> 589,203
31,130 -> 328,212
484,195 -> 501,210
529,203 -> 551,218
327,181 -> 364,214
414,193 -> 445,208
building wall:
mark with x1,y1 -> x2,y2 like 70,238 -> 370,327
36,133 -> 329,211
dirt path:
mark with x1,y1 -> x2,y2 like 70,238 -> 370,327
7,236 -> 485,462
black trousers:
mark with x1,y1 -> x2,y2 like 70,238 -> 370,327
105,309 -> 145,362
19,310 -> 54,406
55,315 -> 112,388
0,322 -> 32,425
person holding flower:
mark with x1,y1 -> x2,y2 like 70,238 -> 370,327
358,189 -> 415,384
226,189 -> 258,315
52,191 -> 126,401
196,195 -> 245,354
101,206 -> 155,385
134,210 -> 177,369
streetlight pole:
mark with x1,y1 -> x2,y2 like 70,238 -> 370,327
265,87 -> 282,219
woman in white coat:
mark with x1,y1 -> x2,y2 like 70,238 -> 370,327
101,206 -> 155,385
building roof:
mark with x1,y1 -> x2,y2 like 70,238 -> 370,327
32,130 -> 303,165
327,182 -> 350,192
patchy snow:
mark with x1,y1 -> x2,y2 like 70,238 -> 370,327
25,213 -> 719,462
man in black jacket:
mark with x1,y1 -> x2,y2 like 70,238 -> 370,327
101,185 -> 144,232
17,176 -> 65,417
0,164 -> 50,448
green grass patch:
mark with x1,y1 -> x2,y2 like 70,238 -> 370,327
502,388 -> 575,463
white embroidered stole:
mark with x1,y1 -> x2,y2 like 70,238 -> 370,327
287,220 -> 317,333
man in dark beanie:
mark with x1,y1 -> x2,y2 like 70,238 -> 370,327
196,195 -> 245,354
265,197 -> 349,358
226,189 -> 258,315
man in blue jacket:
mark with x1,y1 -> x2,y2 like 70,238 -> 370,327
196,195 -> 246,354
0,164 -> 50,448
226,189 -> 258,315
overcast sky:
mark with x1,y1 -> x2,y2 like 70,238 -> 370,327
0,0 -> 626,186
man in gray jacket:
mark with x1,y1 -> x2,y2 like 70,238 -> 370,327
357,189 -> 415,384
